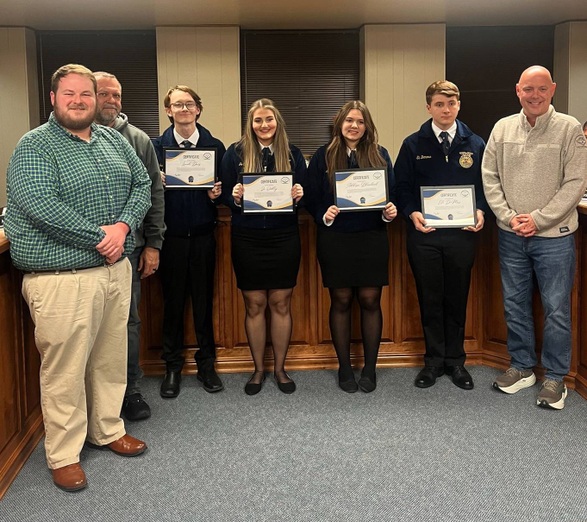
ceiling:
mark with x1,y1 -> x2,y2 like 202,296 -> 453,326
2,0 -> 587,31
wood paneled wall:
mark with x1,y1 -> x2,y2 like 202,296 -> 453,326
0,232 -> 43,499
138,207 -> 486,375
4,212 -> 587,499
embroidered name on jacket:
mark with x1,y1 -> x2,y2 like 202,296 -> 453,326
416,155 -> 432,160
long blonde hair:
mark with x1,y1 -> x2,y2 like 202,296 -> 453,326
238,98 -> 292,173
325,100 -> 386,186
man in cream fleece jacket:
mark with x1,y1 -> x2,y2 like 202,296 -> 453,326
482,65 -> 587,410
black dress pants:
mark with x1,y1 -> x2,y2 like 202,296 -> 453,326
160,231 -> 216,372
406,227 -> 476,367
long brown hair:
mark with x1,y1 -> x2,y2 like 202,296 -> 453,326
238,98 -> 292,173
325,100 -> 386,187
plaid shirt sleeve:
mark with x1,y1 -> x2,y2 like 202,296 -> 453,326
7,135 -> 106,250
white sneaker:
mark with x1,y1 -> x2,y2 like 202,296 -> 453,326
493,367 -> 536,394
537,379 -> 567,410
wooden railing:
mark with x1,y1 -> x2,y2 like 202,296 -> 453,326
2,207 -> 587,498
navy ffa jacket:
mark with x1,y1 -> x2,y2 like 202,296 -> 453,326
306,144 -> 395,233
219,143 -> 306,229
395,119 -> 487,222
152,123 -> 226,236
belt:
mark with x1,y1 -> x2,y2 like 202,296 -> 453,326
23,259 -> 124,275
24,267 -> 96,275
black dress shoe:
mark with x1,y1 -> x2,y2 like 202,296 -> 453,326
197,366 -> 224,393
160,371 -> 181,398
122,393 -> 151,421
338,370 -> 359,393
274,372 -> 296,394
244,372 -> 265,395
358,373 -> 377,393
414,366 -> 444,388
445,365 -> 474,390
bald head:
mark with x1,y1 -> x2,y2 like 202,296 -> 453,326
516,65 -> 556,127
519,65 -> 553,84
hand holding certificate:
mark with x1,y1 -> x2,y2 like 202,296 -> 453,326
420,185 -> 477,228
164,148 -> 216,189
334,168 -> 388,211
242,173 -> 294,213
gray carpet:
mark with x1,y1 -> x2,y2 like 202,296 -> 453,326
1,367 -> 586,521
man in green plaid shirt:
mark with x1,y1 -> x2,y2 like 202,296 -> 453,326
5,64 -> 151,492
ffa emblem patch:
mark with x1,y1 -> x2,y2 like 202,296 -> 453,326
459,152 -> 474,169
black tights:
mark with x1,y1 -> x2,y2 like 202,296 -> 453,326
328,286 -> 383,380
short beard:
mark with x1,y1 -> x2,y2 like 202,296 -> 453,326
54,106 -> 97,132
95,109 -> 119,127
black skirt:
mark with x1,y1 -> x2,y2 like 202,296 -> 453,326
231,225 -> 301,290
317,227 -> 389,288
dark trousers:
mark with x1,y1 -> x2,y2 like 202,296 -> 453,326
160,231 -> 216,372
406,227 -> 476,367
126,247 -> 143,395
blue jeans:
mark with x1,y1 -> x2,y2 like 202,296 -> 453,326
498,229 -> 575,381
126,247 -> 144,395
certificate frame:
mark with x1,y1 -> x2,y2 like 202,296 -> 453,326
334,168 -> 388,212
163,147 -> 216,189
242,172 -> 294,214
420,185 -> 477,228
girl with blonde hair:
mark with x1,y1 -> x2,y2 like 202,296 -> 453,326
220,99 -> 306,395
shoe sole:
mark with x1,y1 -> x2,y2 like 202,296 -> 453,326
453,381 -> 474,390
108,446 -> 147,457
493,373 -> 536,394
86,442 -> 147,457
54,481 -> 87,492
537,387 -> 568,410
196,374 -> 225,393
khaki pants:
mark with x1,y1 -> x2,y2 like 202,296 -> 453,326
22,259 -> 131,469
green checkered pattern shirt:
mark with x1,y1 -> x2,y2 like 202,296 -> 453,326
5,113 -> 152,271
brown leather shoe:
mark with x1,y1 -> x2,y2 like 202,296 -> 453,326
106,434 -> 147,457
52,463 -> 87,492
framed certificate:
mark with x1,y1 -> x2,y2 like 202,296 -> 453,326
420,185 -> 477,228
334,168 -> 388,211
242,173 -> 294,214
163,148 -> 216,189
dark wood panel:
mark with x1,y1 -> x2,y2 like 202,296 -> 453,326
4,211 -> 587,498
0,253 -> 20,450
0,242 -> 43,500
139,208 -> 485,374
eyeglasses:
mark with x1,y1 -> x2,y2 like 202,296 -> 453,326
170,102 -> 197,110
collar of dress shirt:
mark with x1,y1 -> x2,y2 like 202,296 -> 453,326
174,127 -> 200,147
431,121 -> 457,143
259,143 -> 274,153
